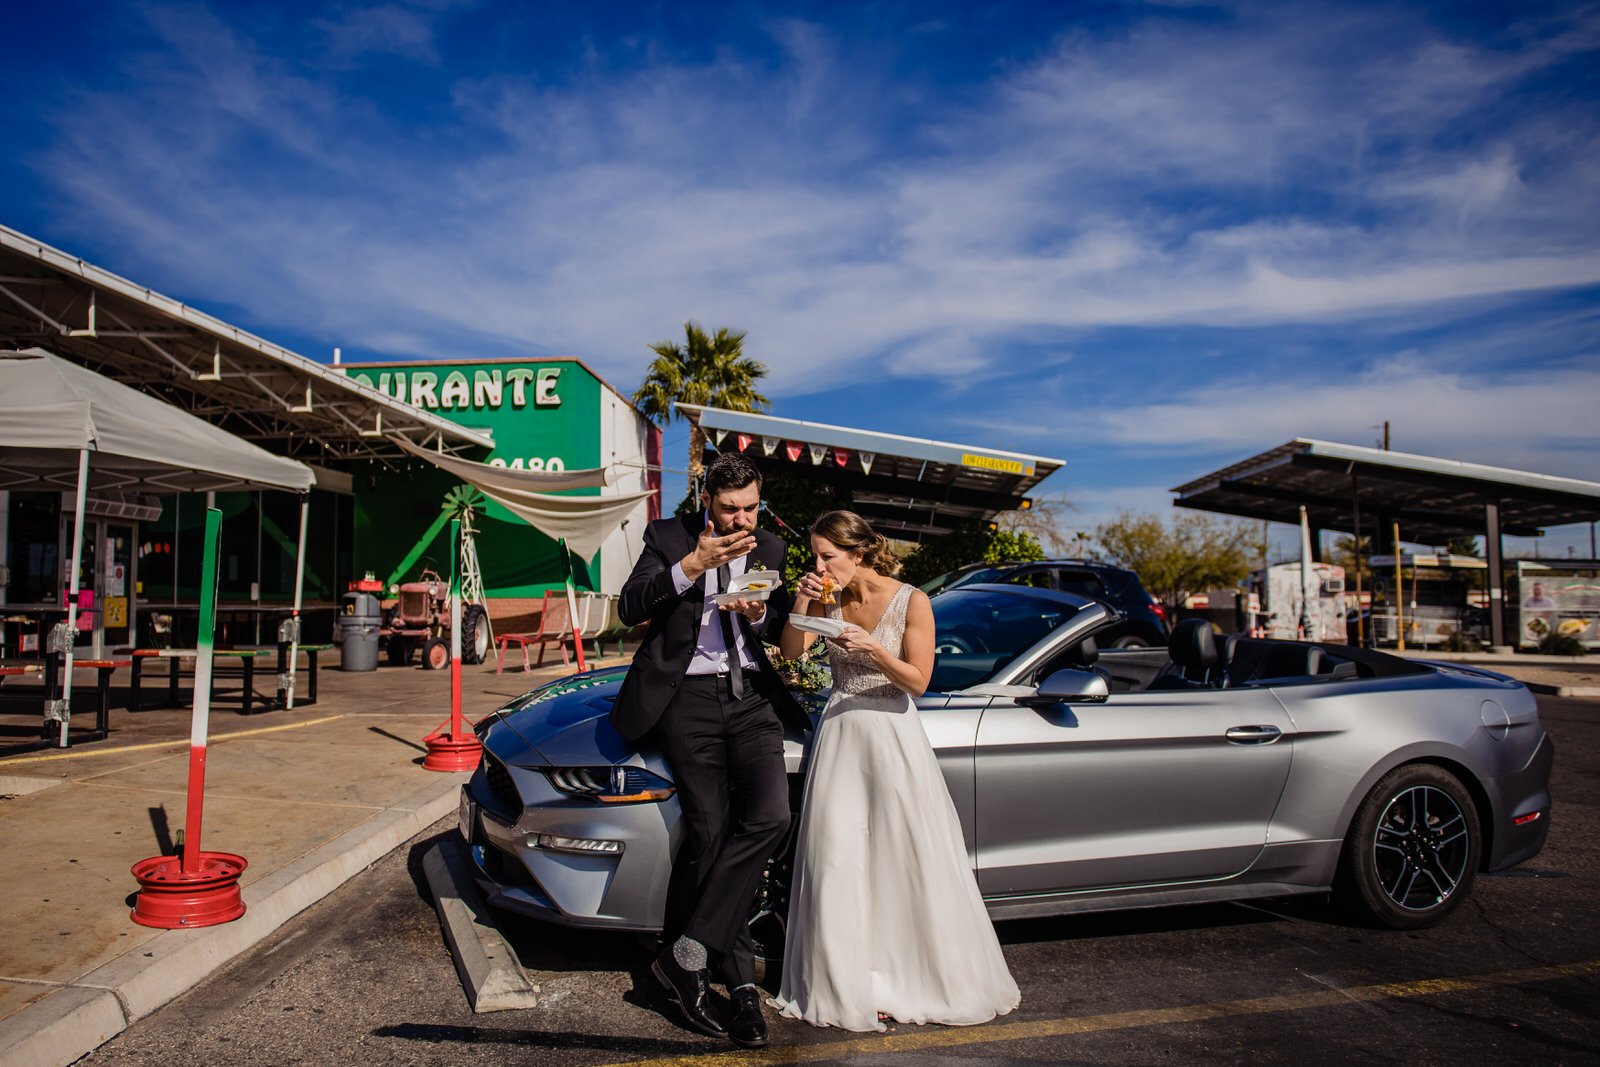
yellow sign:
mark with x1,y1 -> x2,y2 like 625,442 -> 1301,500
960,453 -> 1029,475
105,597 -> 128,628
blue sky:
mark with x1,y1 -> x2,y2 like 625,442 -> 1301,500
5,1 -> 1599,560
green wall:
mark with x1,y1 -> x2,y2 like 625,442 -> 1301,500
345,360 -> 603,595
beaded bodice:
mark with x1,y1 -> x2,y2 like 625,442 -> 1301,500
826,582 -> 913,701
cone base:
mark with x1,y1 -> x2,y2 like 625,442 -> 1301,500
422,729 -> 482,772
130,852 -> 248,929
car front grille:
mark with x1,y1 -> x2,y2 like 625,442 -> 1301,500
399,590 -> 429,618
482,753 -> 523,817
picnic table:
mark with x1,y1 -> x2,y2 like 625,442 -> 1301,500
130,648 -> 274,714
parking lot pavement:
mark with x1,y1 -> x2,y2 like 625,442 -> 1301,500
0,652 -> 632,1067
73,694 -> 1600,1066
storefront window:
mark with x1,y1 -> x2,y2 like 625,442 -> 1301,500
6,492 -> 61,604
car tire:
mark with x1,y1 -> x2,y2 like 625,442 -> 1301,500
422,637 -> 450,670
1336,763 -> 1480,930
386,636 -> 414,667
461,605 -> 489,665
1111,635 -> 1150,649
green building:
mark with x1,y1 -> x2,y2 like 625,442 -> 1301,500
341,357 -> 659,623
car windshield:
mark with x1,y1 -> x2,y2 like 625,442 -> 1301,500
928,588 -> 1085,692
943,566 -> 1005,590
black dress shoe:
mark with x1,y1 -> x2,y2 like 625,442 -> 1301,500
652,949 -> 728,1037
728,986 -> 769,1048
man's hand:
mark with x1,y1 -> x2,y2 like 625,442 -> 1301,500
682,522 -> 756,583
719,596 -> 767,623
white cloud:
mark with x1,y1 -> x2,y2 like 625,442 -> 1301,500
22,2 -> 1600,409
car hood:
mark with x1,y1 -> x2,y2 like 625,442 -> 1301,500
480,666 -> 637,768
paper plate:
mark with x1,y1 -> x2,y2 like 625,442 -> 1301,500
786,615 -> 852,639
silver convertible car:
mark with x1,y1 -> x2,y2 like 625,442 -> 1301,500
460,584 -> 1552,958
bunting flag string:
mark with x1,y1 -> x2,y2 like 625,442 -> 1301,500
808,443 -> 828,465
834,448 -> 849,467
859,450 -> 876,475
762,436 -> 780,456
786,441 -> 803,462
712,428 -> 729,446
736,433 -> 754,452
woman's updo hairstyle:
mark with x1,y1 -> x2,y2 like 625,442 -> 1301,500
811,510 -> 902,577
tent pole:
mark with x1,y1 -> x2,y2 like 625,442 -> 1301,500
58,448 -> 90,748
286,494 -> 309,709
560,538 -> 587,672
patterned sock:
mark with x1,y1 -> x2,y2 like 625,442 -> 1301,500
672,935 -> 707,971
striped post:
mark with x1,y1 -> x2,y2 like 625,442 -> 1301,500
560,538 -> 587,673
422,516 -> 482,771
131,507 -> 248,927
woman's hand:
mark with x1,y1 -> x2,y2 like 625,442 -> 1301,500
827,623 -> 881,657
795,570 -> 828,603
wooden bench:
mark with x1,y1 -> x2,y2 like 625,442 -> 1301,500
495,591 -> 575,673
129,648 -> 274,714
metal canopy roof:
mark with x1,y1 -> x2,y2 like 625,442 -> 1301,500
678,404 -> 1064,542
0,224 -> 493,468
1172,438 -> 1600,542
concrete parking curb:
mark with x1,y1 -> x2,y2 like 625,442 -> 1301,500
423,837 -> 541,1012
1,772 -> 468,1067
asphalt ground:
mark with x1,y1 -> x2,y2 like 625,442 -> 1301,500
74,693 -> 1600,1067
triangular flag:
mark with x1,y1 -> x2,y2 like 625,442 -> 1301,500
834,448 -> 849,467
736,433 -> 753,452
859,450 -> 876,476
762,436 -> 780,456
808,443 -> 828,465
712,428 -> 728,446
786,441 -> 803,462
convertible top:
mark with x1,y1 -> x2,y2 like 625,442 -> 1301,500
1310,642 -> 1432,678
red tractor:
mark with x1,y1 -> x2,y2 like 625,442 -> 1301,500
379,569 -> 490,669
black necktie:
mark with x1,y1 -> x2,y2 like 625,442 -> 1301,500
717,563 -> 745,698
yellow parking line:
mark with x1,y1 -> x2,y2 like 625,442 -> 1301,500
606,958 -> 1600,1067
1,714 -> 345,766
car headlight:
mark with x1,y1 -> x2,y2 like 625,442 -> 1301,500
543,766 -> 675,804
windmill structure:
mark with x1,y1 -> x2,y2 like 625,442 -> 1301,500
444,484 -> 494,648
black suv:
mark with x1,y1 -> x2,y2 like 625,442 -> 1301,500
922,560 -> 1170,648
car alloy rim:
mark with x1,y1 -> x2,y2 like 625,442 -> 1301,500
1371,784 -> 1470,911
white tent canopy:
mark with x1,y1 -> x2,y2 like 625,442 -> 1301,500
0,348 -> 317,745
395,438 -> 651,561
0,349 -> 314,493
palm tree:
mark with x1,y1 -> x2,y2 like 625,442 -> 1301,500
633,322 -> 772,484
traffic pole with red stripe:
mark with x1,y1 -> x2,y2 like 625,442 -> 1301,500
131,507 -> 247,928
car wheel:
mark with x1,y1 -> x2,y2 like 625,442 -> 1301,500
461,605 -> 490,665
1337,763 -> 1480,929
1111,635 -> 1150,649
386,636 -> 414,667
422,636 -> 450,670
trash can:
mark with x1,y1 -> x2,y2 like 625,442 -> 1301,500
337,591 -> 381,671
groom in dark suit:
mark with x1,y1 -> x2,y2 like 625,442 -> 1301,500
613,452 -> 808,1048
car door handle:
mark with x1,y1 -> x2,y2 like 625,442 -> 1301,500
1225,725 -> 1283,744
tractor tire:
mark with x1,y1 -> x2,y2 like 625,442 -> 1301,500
386,636 -> 414,667
422,636 -> 450,671
462,605 -> 490,665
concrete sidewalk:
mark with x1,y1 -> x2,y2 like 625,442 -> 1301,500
1394,649 -> 1600,697
0,652 -> 629,1067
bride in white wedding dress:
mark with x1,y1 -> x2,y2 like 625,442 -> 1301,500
771,510 -> 1019,1033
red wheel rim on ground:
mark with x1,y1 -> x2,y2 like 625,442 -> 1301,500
423,726 -> 482,772
130,851 -> 248,929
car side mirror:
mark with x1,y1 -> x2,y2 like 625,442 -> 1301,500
1017,668 -> 1109,707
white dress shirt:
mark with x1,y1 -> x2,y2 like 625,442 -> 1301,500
671,517 -> 768,677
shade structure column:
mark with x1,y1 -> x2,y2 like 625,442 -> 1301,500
1485,500 -> 1506,649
